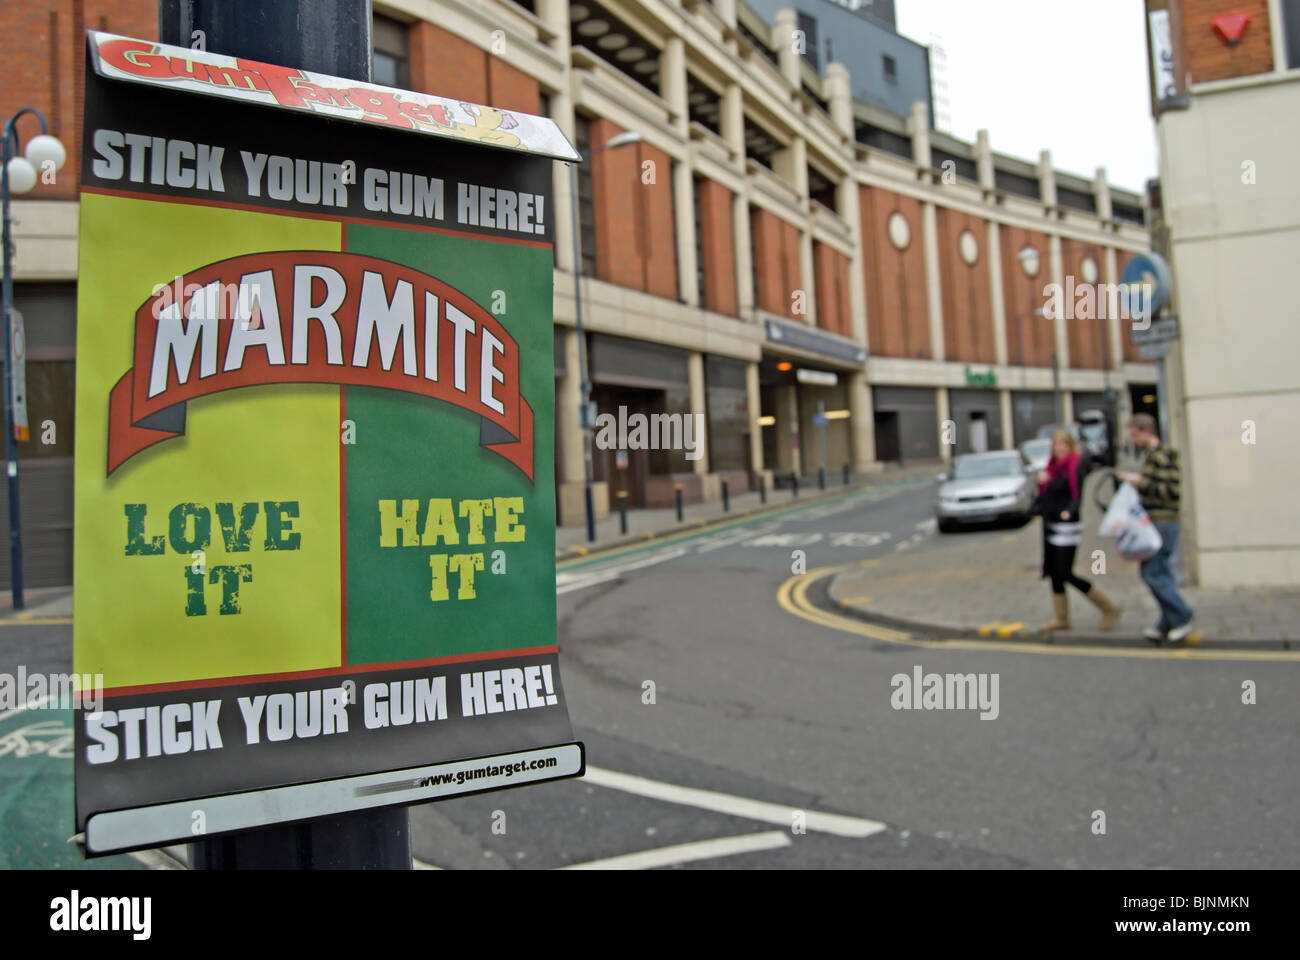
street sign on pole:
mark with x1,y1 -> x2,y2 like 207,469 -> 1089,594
815,401 -> 828,472
7,307 -> 26,442
73,30 -> 583,857
1130,315 -> 1180,346
1139,341 -> 1171,361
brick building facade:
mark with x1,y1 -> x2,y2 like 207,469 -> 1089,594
3,0 -> 1156,585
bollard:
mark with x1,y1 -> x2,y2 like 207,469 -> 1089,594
843,462 -> 850,486
617,490 -> 628,534
818,467 -> 826,490
792,473 -> 800,498
721,479 -> 730,512
674,484 -> 683,522
759,475 -> 767,504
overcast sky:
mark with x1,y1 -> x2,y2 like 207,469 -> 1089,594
894,0 -> 1158,193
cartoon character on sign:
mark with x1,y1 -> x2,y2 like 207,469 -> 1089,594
453,102 -> 522,149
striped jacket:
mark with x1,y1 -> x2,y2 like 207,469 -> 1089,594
1136,445 -> 1181,523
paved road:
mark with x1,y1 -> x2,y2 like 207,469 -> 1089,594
418,479 -> 1300,869
6,478 -> 1298,868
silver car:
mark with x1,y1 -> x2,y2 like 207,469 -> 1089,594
936,451 -> 1036,532
1019,437 -> 1053,474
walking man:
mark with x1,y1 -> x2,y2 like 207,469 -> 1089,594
1115,413 -> 1195,642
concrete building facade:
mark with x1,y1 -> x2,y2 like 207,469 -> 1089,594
1144,0 -> 1300,587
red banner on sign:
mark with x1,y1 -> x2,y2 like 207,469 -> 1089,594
106,250 -> 534,480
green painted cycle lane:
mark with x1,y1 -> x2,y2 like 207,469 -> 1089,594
0,700 -> 141,869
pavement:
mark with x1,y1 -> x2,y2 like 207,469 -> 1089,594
556,463 -> 943,559
0,587 -> 72,623
827,469 -> 1300,648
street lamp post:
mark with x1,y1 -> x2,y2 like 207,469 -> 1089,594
1011,307 -> 1046,439
1056,238 -> 1119,457
2,109 -> 66,610
1017,245 -> 1067,429
567,130 -> 642,542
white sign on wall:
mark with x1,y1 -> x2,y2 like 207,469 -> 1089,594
1149,10 -> 1179,104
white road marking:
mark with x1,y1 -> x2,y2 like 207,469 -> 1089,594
0,692 -> 50,720
828,532 -> 892,548
555,548 -> 689,594
914,518 -> 937,533
584,765 -> 887,839
413,857 -> 442,869
693,522 -> 781,553
894,528 -> 930,551
744,533 -> 824,547
560,830 -> 791,870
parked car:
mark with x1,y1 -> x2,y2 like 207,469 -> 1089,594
1035,422 -> 1081,443
935,451 -> 1037,532
1077,408 -> 1115,467
1019,437 -> 1053,474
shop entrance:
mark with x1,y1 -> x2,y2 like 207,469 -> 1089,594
874,411 -> 901,464
590,384 -> 659,509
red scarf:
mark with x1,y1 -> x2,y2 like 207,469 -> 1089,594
1041,452 -> 1079,503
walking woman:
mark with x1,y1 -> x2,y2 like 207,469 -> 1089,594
1036,429 -> 1122,633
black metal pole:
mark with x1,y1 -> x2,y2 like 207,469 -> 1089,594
159,0 -> 372,81
568,164 -> 596,545
818,466 -> 826,490
159,0 -> 410,870
0,113 -> 41,611
792,473 -> 799,498
843,462 -> 850,486
759,474 -> 766,504
617,489 -> 628,534
674,485 -> 683,523
721,479 -> 729,512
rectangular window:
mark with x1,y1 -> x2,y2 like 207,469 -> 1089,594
797,12 -> 820,70
372,14 -> 410,88
1284,0 -> 1300,69
704,355 -> 750,472
575,115 -> 597,277
694,178 -> 707,309
883,54 -> 897,83
855,122 -> 912,160
995,168 -> 1040,201
1057,186 -> 1097,215
570,2 -> 661,95
0,360 -> 76,460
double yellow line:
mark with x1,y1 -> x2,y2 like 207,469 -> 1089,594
777,563 -> 1300,662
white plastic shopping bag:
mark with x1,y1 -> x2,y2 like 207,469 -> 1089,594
1098,481 -> 1163,561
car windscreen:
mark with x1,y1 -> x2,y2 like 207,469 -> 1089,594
952,457 -> 1021,479
1021,440 -> 1052,459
